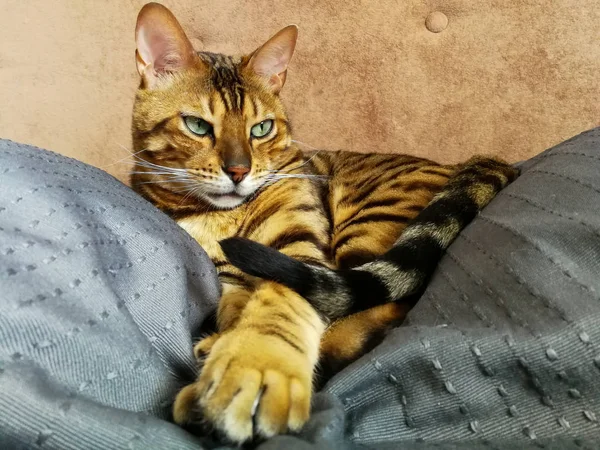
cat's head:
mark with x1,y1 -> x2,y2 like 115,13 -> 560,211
131,3 -> 299,210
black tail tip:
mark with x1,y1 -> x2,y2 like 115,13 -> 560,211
219,237 -> 290,275
219,237 -> 254,256
219,237 -> 264,268
218,237 -> 313,293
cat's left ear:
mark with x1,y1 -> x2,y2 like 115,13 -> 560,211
246,25 -> 298,94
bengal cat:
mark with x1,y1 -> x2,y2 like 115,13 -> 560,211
130,3 -> 518,444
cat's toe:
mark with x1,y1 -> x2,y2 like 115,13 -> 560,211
193,333 -> 220,359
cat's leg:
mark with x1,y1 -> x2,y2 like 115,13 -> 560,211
316,303 -> 410,383
173,281 -> 325,443
174,177 -> 331,442
190,276 -> 254,361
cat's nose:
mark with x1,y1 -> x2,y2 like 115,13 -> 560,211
224,165 -> 250,183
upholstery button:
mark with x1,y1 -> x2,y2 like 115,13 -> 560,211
425,11 -> 448,33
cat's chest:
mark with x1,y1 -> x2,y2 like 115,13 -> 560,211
177,212 -> 243,260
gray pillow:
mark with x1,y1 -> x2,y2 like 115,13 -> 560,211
0,139 -> 220,449
324,127 -> 600,448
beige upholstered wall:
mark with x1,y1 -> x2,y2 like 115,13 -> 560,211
1,1 -> 598,184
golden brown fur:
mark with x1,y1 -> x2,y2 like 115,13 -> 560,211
130,3 -> 517,443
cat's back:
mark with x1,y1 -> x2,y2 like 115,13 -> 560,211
305,149 -> 446,179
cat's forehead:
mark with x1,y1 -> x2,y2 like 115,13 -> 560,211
197,51 -> 247,113
194,51 -> 277,116
198,52 -> 244,89
198,52 -> 242,71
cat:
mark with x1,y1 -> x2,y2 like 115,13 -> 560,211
130,3 -> 518,444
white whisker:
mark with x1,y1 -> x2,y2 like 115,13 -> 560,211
101,145 -> 149,169
134,162 -> 188,174
129,173 -> 194,182
269,150 -> 325,175
178,186 -> 203,206
136,180 -> 198,186
129,171 -> 187,176
129,155 -> 188,171
263,173 -> 329,180
291,139 -> 321,151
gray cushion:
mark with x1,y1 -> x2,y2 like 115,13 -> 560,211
0,140 -> 220,449
1,128 -> 600,449
325,127 -> 600,448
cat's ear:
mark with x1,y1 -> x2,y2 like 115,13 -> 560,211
247,25 -> 298,94
135,3 -> 201,88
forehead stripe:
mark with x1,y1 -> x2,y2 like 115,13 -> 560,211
208,94 -> 216,115
220,89 -> 233,111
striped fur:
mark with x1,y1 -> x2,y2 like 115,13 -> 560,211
131,3 -> 518,444
220,157 -> 518,321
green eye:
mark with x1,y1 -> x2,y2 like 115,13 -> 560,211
250,119 -> 274,138
184,116 -> 212,136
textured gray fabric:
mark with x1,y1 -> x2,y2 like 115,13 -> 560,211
0,141 -> 221,449
323,128 -> 600,448
1,129 -> 600,449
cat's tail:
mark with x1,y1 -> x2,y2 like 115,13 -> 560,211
220,157 -> 518,321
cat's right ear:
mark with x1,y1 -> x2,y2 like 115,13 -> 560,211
135,3 -> 202,88
246,25 -> 298,94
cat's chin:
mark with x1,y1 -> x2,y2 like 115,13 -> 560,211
204,192 -> 248,210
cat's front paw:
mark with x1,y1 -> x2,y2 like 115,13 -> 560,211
173,330 -> 313,443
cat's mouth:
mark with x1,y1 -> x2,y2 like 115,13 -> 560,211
204,191 -> 248,209
209,192 -> 244,200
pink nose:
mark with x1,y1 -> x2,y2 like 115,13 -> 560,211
225,165 -> 250,183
